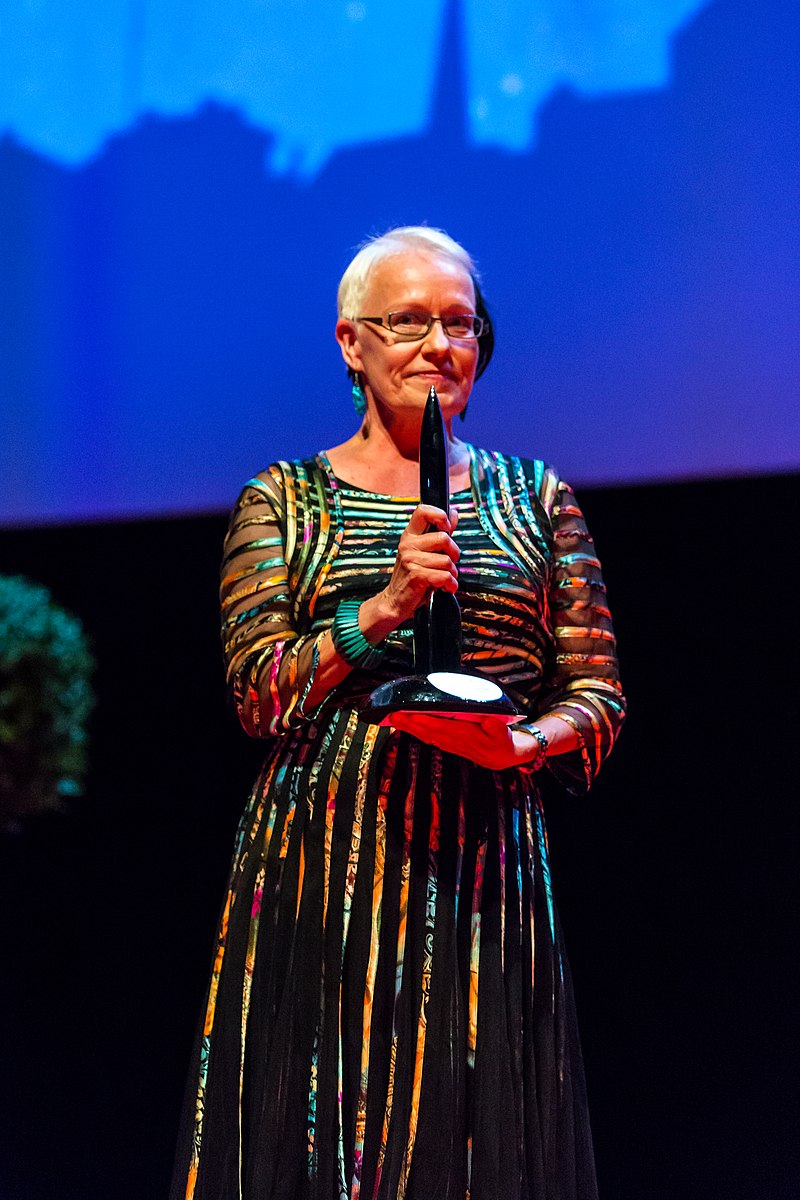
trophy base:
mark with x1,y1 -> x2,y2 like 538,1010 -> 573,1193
359,670 -> 525,726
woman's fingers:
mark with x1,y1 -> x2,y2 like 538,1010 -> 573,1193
432,571 -> 459,593
417,529 -> 460,560
381,503 -> 462,623
398,536 -> 458,567
390,713 -> 461,746
400,504 -> 461,540
406,504 -> 453,535
402,527 -> 460,568
389,711 -> 516,769
398,551 -> 458,592
394,565 -> 458,595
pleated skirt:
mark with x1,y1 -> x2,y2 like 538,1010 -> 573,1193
170,711 -> 598,1200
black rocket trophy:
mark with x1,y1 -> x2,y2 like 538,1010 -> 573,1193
360,387 -> 525,725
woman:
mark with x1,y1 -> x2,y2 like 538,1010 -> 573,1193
171,227 -> 625,1199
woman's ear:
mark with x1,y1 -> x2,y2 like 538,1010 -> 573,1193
335,318 -> 362,373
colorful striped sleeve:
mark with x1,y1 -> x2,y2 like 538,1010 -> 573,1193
536,467 -> 627,793
219,467 -> 323,738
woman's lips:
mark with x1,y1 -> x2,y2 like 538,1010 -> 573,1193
409,371 -> 456,383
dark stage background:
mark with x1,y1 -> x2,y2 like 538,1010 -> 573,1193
1,470 -> 798,1199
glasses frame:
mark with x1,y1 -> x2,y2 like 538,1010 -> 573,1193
356,311 -> 486,341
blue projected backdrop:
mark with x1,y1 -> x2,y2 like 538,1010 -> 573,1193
1,0 -> 702,172
1,0 -> 798,522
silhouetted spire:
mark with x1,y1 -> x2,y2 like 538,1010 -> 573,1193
427,0 -> 468,144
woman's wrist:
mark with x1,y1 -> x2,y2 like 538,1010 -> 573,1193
526,713 -> 581,757
357,591 -> 404,643
515,723 -> 549,770
330,600 -> 386,669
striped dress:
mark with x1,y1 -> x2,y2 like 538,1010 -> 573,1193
171,446 -> 626,1200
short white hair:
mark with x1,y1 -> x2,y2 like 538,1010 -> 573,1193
337,225 -> 479,318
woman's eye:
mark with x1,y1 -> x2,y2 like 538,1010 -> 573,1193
392,312 -> 423,329
443,316 -> 473,335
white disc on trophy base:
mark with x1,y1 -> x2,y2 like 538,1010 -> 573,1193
427,672 -> 504,703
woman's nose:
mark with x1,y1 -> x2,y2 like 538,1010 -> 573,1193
421,319 -> 452,352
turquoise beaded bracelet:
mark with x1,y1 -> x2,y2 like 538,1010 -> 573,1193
330,600 -> 385,669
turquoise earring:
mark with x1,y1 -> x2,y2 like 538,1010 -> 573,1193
352,373 -> 367,416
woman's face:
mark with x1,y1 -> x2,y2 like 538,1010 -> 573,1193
337,251 -> 479,422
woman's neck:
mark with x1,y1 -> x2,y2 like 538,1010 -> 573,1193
325,409 -> 471,495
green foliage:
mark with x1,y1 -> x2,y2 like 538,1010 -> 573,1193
0,574 -> 95,819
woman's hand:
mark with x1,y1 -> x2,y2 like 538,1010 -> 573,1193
384,503 -> 460,620
388,712 -> 543,771
359,504 -> 460,642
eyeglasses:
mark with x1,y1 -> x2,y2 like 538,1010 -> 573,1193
356,311 -> 486,341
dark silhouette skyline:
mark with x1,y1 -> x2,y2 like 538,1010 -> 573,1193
1,0 -> 798,522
